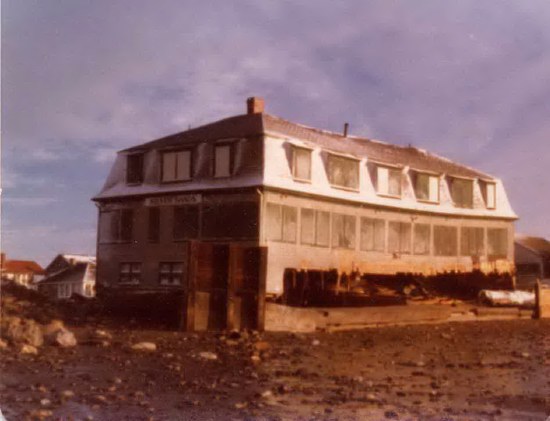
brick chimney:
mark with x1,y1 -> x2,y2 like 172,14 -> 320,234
247,97 -> 265,114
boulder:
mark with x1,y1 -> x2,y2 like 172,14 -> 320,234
2,316 -> 44,347
20,344 -> 38,355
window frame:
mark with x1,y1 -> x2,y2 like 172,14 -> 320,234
449,176 -> 474,209
213,142 -> 235,179
300,208 -> 330,248
265,203 -> 298,243
119,262 -> 142,285
388,221 -> 412,254
360,217 -> 386,252
126,153 -> 144,185
331,212 -> 357,250
327,153 -> 360,191
414,172 -> 440,204
481,181 -> 497,210
160,149 -> 193,184
375,165 -> 402,198
291,146 -> 312,183
98,209 -> 134,244
158,262 -> 184,286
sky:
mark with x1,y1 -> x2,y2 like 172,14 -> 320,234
2,0 -> 550,266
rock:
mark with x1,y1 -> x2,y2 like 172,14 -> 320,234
40,398 -> 51,406
250,354 -> 261,364
0,339 -> 8,350
131,342 -> 157,352
3,316 -> 44,347
311,339 -> 320,346
20,344 -> 38,355
254,341 -> 271,352
28,409 -> 53,419
94,329 -> 113,340
521,352 -> 530,358
385,410 -> 399,419
46,328 -> 77,348
198,351 -> 218,361
42,319 -> 65,336
234,402 -> 247,409
261,390 -> 273,398
61,390 -> 75,399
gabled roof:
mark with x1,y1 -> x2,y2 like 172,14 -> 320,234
515,236 -> 550,257
1,260 -> 45,275
123,112 -> 493,180
40,262 -> 89,285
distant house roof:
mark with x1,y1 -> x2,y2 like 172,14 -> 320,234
515,236 -> 550,257
40,262 -> 89,285
2,260 -> 45,275
44,254 -> 96,277
123,113 -> 493,180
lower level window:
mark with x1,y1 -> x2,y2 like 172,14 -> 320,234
159,262 -> 184,286
119,263 -> 141,284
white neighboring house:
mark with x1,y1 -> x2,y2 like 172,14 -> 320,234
38,254 -> 96,300
515,235 -> 550,289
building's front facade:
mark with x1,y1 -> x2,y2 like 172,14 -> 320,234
38,254 -> 96,300
93,97 -> 517,299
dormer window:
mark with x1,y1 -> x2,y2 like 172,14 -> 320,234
480,181 -> 496,209
414,172 -> 439,203
327,154 -> 359,190
126,153 -> 144,184
161,150 -> 192,183
291,146 -> 311,182
449,177 -> 473,208
214,144 -> 233,178
376,166 -> 401,197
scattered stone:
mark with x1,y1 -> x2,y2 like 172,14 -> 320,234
254,341 -> 271,352
261,390 -> 273,399
234,402 -> 247,409
198,351 -> 218,361
131,342 -> 157,352
311,339 -> 321,346
61,390 -> 75,399
3,316 -> 44,347
20,344 -> 38,355
42,319 -> 65,336
40,398 -> 51,406
521,352 -> 530,358
385,410 -> 399,419
46,328 -> 77,348
0,339 -> 8,350
28,409 -> 53,419
250,354 -> 261,364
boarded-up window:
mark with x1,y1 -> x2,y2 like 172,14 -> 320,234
449,177 -> 473,208
99,209 -> 133,243
126,154 -> 144,184
433,226 -> 458,256
377,166 -> 402,197
214,144 -> 233,178
148,208 -> 160,243
332,213 -> 356,249
388,222 -> 411,254
480,181 -> 496,209
413,224 -> 431,255
119,263 -> 141,284
162,150 -> 192,182
173,206 -> 199,239
328,155 -> 359,189
488,228 -> 508,258
159,262 -> 184,286
460,227 -> 484,256
265,203 -> 297,243
360,217 -> 385,252
202,202 -> 258,238
292,147 -> 311,181
414,173 -> 439,202
300,209 -> 315,245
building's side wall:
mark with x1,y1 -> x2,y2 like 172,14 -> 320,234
260,190 -> 514,295
96,191 -> 260,291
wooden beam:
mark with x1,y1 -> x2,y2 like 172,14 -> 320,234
256,246 -> 268,331
180,240 -> 198,331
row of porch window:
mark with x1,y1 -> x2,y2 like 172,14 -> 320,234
265,203 -> 508,257
126,146 -> 497,210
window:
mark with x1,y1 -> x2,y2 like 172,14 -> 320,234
159,262 -> 184,286
202,202 -> 258,238
460,227 -> 484,256
433,226 -> 458,256
119,263 -> 141,285
449,177 -> 473,208
480,181 -> 496,209
173,206 -> 199,240
58,284 -> 72,299
487,228 -> 508,258
332,213 -> 356,249
98,209 -> 133,243
265,203 -> 297,243
214,144 -> 233,178
292,147 -> 312,181
162,150 -> 192,182
388,221 -> 411,254
126,154 -> 144,184
300,209 -> 330,247
327,155 -> 359,190
414,173 -> 439,202
413,224 -> 431,255
148,208 -> 160,243
376,166 -> 402,197
360,217 -> 385,252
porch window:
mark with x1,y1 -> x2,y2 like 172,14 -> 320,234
119,263 -> 141,285
376,166 -> 401,197
327,155 -> 359,190
413,223 -> 431,255
162,150 -> 192,182
126,153 -> 144,184
159,262 -> 184,286
214,144 -> 233,178
388,221 -> 411,254
300,209 -> 330,247
332,213 -> 356,249
360,217 -> 385,252
460,227 -> 484,256
488,228 -> 508,258
433,226 -> 458,256
292,147 -> 312,181
265,203 -> 297,243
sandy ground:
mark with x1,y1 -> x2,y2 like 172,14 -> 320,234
1,318 -> 549,421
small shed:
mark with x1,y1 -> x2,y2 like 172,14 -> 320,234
515,236 -> 550,289
39,254 -> 96,300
